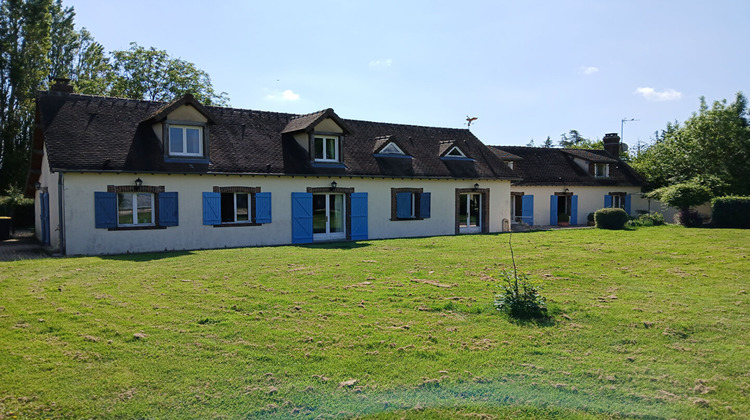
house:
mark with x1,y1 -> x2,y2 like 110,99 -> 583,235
25,80 -> 518,255
489,135 -> 661,227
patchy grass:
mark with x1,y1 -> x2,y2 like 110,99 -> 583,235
0,226 -> 748,419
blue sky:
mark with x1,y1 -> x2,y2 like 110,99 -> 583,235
65,0 -> 749,151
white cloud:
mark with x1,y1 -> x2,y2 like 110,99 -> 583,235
634,87 -> 682,101
266,89 -> 300,101
369,58 -> 393,67
581,66 -> 599,75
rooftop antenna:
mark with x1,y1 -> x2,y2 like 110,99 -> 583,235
621,117 -> 639,141
466,116 -> 478,127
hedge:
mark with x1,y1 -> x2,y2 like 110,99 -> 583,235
712,196 -> 750,228
594,208 -> 629,230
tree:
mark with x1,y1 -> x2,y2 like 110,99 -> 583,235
0,0 -> 52,191
632,93 -> 750,196
645,182 -> 713,226
558,129 -> 603,149
542,136 -> 553,148
110,43 -> 228,106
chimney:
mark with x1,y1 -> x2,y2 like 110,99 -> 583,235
50,78 -> 74,94
603,133 -> 620,157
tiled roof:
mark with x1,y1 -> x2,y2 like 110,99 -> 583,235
36,92 -> 517,180
488,146 -> 643,187
489,148 -> 523,161
562,148 -> 618,163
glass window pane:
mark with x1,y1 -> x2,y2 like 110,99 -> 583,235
459,194 -> 468,227
170,127 -> 184,154
186,128 -> 201,154
221,193 -> 234,223
136,193 -> 152,224
469,194 -> 480,227
236,193 -> 249,221
313,194 -> 327,234
314,138 -> 324,160
330,194 -> 344,233
326,138 -> 337,160
118,193 -> 133,225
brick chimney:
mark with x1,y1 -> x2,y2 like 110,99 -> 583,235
603,133 -> 620,157
50,78 -> 74,94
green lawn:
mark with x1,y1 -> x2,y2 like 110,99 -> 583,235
1,226 -> 748,419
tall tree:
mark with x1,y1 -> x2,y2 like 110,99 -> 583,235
558,129 -> 603,149
0,0 -> 52,191
632,93 -> 750,196
110,43 -> 228,106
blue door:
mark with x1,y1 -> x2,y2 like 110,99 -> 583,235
40,192 -> 50,245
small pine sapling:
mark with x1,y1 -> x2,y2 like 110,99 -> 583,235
494,232 -> 548,319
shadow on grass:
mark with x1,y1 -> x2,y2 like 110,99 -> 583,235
98,250 -> 195,262
297,241 -> 371,250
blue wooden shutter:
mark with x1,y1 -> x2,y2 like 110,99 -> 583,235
571,195 -> 578,225
255,192 -> 272,223
158,192 -> 179,226
291,192 -> 313,244
94,191 -> 117,228
350,192 -> 368,241
396,192 -> 412,218
202,192 -> 221,225
624,194 -> 632,215
419,192 -> 431,218
549,195 -> 558,225
40,192 -> 50,244
604,194 -> 612,208
522,194 -> 534,225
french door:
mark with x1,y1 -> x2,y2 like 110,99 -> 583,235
313,193 -> 346,240
459,193 -> 482,233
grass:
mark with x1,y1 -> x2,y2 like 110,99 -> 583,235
0,225 -> 748,419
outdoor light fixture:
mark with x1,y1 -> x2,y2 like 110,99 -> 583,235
564,188 -> 570,193
135,177 -> 143,189
473,183 -> 479,191
330,181 -> 337,190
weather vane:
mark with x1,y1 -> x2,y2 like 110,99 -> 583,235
466,116 -> 478,127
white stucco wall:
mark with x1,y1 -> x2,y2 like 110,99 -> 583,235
509,185 -> 659,226
34,145 -> 61,251
59,173 -> 511,255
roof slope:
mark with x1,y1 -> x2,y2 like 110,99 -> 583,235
489,146 -> 643,187
36,92 -> 516,180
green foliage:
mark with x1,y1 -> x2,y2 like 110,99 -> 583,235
557,212 -> 570,223
494,270 -> 548,319
626,212 -> 666,228
711,196 -> 750,228
558,129 -> 604,150
594,208 -> 629,230
647,182 -> 712,210
632,93 -> 750,196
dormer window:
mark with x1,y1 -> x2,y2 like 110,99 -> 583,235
505,161 -> 514,169
169,125 -> 204,157
380,142 -> 405,155
314,135 -> 340,162
594,163 -> 609,177
446,146 -> 466,157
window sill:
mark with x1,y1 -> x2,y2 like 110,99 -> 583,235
108,226 -> 167,231
212,222 -> 262,228
311,161 -> 346,168
165,156 -> 210,164
390,217 -> 425,221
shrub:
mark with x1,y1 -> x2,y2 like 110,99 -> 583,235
626,212 -> 666,228
494,269 -> 547,319
557,213 -> 570,223
594,208 -> 629,230
675,209 -> 704,227
711,196 -> 750,228
647,182 -> 712,210
587,212 -> 595,223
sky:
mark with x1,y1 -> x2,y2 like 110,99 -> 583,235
64,0 -> 749,151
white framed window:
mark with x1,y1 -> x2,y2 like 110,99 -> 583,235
380,142 -> 405,155
505,161 -> 514,169
612,193 -> 626,209
446,146 -> 466,157
169,125 -> 203,157
221,192 -> 250,223
314,136 -> 339,162
117,192 -> 154,226
594,163 -> 609,177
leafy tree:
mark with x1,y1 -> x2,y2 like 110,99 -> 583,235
542,136 -> 553,148
645,182 -> 713,227
0,0 -> 52,191
558,129 -> 603,149
632,93 -> 750,196
110,43 -> 228,106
